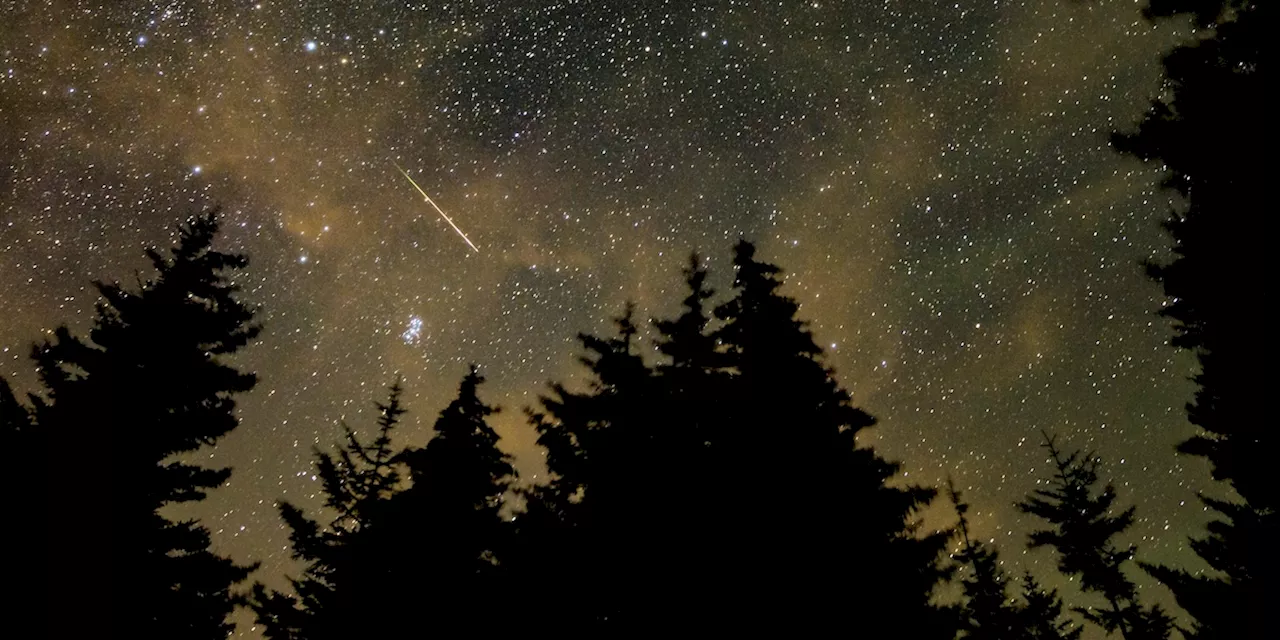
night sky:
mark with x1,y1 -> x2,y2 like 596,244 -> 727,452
2,1 -> 1210,635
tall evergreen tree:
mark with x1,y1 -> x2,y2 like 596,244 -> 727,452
249,380 -> 408,639
0,377 -> 30,433
1018,434 -> 1173,640
947,480 -> 1081,640
1113,2 -> 1270,636
372,365 -> 516,629
653,253 -> 719,372
254,368 -> 515,636
949,481 -> 1022,640
524,242 -> 952,632
1,376 -> 41,635
706,240 -> 951,633
520,304 -> 670,629
32,210 -> 260,638
1018,572 -> 1084,640
649,252 -> 734,620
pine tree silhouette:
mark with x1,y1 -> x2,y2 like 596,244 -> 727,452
0,377 -> 30,432
948,480 -> 1022,640
649,252 -> 733,622
31,209 -> 259,638
1018,572 -> 1083,640
521,244 -> 952,632
706,240 -> 952,634
374,365 -> 516,630
947,480 -> 1082,640
1018,433 -> 1173,639
653,252 -> 720,372
520,303 -> 668,629
254,368 -> 515,636
1,376 -> 41,636
651,252 -> 726,485
249,379 -> 408,639
1112,2 -> 1270,636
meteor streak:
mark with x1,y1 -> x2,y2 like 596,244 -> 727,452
393,162 -> 480,254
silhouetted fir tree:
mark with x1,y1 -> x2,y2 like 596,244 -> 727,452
1143,493 -> 1268,639
1,376 -> 41,635
705,240 -> 951,634
653,253 -> 720,372
1112,2 -> 1270,636
529,303 -> 653,511
523,243 -> 953,632
0,377 -> 29,433
1018,572 -> 1083,640
249,380 -> 408,639
948,481 -> 1021,640
947,480 -> 1082,640
0,377 -> 33,501
30,210 -> 259,638
316,384 -> 406,529
1018,433 -> 1173,639
648,253 -> 734,620
520,303 -> 672,629
651,253 -> 727,461
353,365 -> 516,632
255,368 -> 514,636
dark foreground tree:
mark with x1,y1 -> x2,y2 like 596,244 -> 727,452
32,210 -> 259,638
254,367 -> 515,637
522,243 -> 952,634
947,481 -> 1081,640
250,380 -> 408,639
1112,1 -> 1270,636
1,378 -> 41,633
949,481 -> 1021,639
373,365 -> 516,628
708,240 -> 951,633
1019,434 -> 1174,639
518,303 -> 667,630
1018,571 -> 1083,640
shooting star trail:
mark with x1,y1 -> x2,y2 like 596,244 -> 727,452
393,162 -> 480,254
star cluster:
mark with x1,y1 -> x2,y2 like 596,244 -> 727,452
1,1 -> 1206,635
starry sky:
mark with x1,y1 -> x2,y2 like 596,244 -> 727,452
2,1 -> 1210,635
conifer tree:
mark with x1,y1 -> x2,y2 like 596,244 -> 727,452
947,480 -> 1081,640
32,210 -> 259,638
648,252 -> 733,618
0,377 -> 29,433
705,240 -> 951,634
529,304 -> 654,511
1,376 -> 41,633
1112,2 -> 1270,636
1018,433 -> 1173,639
521,304 -> 667,628
949,481 -> 1021,640
249,380 -> 408,639
651,252 -> 725,493
653,253 -> 719,372
358,365 -> 516,631
1018,572 -> 1083,640
526,242 -> 952,632
254,368 -> 515,636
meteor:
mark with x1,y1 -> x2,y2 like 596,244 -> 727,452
392,162 -> 480,254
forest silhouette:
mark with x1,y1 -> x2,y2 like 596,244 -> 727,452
2,0 -> 1266,638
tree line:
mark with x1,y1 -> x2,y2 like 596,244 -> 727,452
2,0 -> 1266,637
0,212 -> 1255,639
